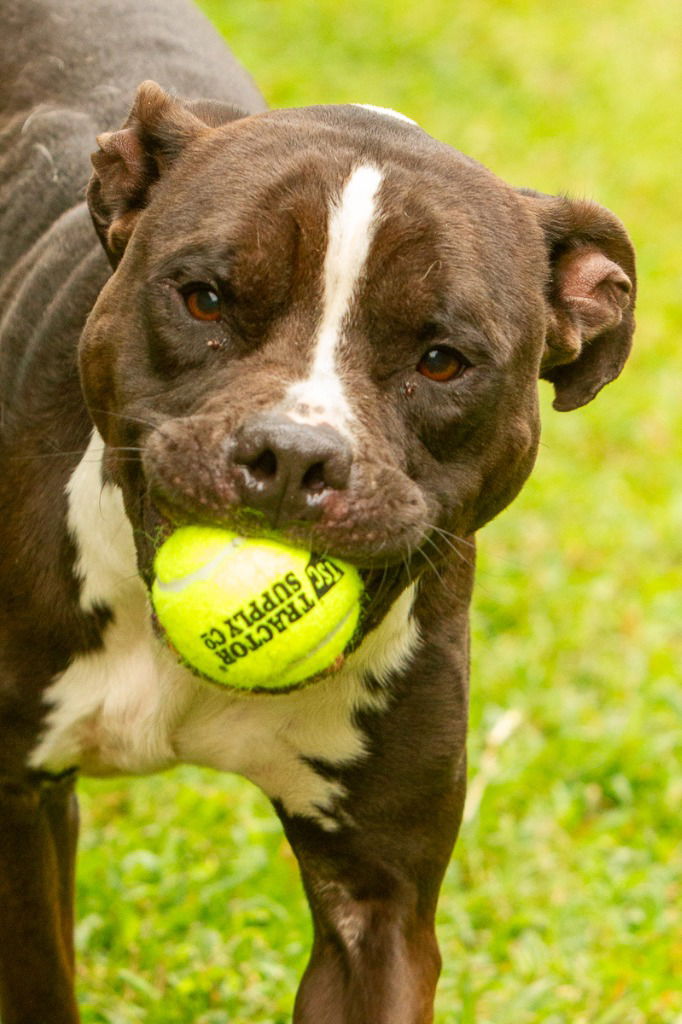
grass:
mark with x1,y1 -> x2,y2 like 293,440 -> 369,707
77,0 -> 681,1020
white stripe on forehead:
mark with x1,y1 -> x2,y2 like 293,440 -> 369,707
285,164 -> 383,432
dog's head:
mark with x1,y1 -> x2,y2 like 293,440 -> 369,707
81,82 -> 635,619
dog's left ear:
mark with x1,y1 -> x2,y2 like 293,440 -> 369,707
521,191 -> 636,411
88,81 -> 247,268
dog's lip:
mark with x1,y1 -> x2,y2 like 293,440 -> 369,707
147,520 -> 376,590
143,498 -> 415,574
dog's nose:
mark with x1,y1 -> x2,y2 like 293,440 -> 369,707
232,413 -> 352,524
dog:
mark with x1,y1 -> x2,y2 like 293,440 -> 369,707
0,0 -> 636,1021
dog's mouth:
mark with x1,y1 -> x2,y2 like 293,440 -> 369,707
140,488 -> 427,568
141,498 -> 413,634
133,490 -> 426,695
110,427 -> 436,679
139,503 -> 414,693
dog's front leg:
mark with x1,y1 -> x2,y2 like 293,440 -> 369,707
0,773 -> 80,1024
40,772 -> 80,971
284,786 -> 462,1024
280,658 -> 467,1024
293,871 -> 442,1024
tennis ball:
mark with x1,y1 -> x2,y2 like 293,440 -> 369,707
151,526 -> 363,692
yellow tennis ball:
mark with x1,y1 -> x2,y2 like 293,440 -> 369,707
151,526 -> 363,692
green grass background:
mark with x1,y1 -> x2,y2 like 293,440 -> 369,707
77,1 -> 681,1021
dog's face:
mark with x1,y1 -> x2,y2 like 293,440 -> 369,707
81,83 -> 635,624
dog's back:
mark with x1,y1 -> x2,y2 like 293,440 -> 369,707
0,0 -> 265,126
0,0 -> 265,291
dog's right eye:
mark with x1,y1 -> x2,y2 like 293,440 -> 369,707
183,285 -> 222,322
417,346 -> 468,382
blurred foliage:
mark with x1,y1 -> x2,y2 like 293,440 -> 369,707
78,0 -> 681,1021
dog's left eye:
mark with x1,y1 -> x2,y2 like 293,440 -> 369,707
417,346 -> 467,382
183,285 -> 222,322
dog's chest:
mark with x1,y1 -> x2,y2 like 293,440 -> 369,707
29,432 -> 418,825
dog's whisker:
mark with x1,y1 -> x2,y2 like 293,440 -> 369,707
8,448 -> 90,461
425,524 -> 477,570
9,444 -> 147,463
85,406 -> 167,434
419,535 -> 447,584
362,562 -> 393,618
85,407 -> 148,426
419,524 -> 456,565
428,523 -> 475,551
403,540 -> 415,589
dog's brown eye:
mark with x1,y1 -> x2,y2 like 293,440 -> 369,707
184,286 -> 221,322
417,346 -> 467,382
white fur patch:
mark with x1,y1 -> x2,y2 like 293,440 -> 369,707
30,431 -> 420,827
285,165 -> 383,434
65,436 -> 137,611
353,104 -> 419,126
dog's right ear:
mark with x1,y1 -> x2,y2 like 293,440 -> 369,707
520,189 -> 636,411
87,81 -> 247,268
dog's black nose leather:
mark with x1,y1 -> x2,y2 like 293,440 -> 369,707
233,413 -> 352,524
